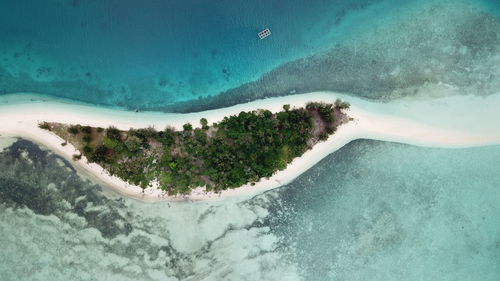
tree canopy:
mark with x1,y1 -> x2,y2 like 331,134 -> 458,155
42,101 -> 350,195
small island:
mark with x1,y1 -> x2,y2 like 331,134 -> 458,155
39,100 -> 350,195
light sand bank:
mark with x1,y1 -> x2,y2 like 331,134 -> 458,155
1,92 -> 499,202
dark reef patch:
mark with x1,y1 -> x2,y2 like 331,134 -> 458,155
160,6 -> 500,113
0,139 -> 133,238
0,139 -> 276,280
0,67 -> 116,106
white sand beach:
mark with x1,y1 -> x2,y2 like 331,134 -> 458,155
1,91 -> 499,202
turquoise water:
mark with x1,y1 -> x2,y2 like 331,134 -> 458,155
1,0 -> 499,279
0,139 -> 499,280
267,140 -> 500,280
1,0 -> 498,111
0,0 -> 379,108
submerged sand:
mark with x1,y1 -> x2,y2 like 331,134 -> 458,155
1,91 -> 499,202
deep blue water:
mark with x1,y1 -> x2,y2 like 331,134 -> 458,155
1,0 -> 497,111
0,0 -> 376,108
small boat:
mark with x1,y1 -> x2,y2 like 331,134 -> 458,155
258,28 -> 271,39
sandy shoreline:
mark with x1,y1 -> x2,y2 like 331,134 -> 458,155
1,91 -> 500,202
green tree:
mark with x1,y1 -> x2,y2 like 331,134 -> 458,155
183,123 -> 193,131
200,118 -> 209,130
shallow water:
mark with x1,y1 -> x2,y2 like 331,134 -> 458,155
0,139 -> 499,280
267,140 -> 500,280
1,0 -> 499,279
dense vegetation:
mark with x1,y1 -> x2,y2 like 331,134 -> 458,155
40,100 -> 350,195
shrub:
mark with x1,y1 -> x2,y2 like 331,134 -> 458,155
38,122 -> 51,130
82,135 -> 92,143
318,104 -> 334,122
82,145 -> 93,154
319,132 -> 329,141
194,129 -> 207,144
103,137 -> 120,149
158,128 -> 175,146
81,126 -> 92,134
140,127 -> 157,138
128,127 -> 157,146
72,154 -> 82,160
88,145 -> 110,163
306,101 -> 321,110
68,125 -> 79,135
164,126 -> 175,133
96,127 -> 104,133
183,123 -> 193,131
106,126 -> 121,140
124,135 -> 142,152
335,98 -> 350,109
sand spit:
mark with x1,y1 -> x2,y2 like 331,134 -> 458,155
1,91 -> 499,202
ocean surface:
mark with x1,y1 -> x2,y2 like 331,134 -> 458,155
1,0 -> 498,111
0,139 -> 499,280
1,0 -> 500,280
